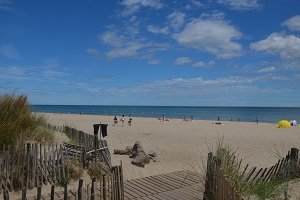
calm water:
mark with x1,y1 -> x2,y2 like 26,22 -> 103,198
30,105 -> 300,123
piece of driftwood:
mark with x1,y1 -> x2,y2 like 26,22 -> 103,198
114,146 -> 133,155
131,141 -> 150,167
114,149 -> 131,155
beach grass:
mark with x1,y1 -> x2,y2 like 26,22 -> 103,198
0,93 -> 54,147
213,137 -> 290,200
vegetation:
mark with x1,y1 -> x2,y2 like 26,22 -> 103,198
66,160 -> 84,181
88,161 -> 110,180
213,138 -> 290,200
0,93 -> 54,147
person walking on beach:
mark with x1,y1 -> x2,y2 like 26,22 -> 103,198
113,116 -> 118,126
120,115 -> 125,127
128,115 -> 132,126
217,116 -> 220,121
256,117 -> 258,126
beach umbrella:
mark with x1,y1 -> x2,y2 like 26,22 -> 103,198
278,120 -> 291,128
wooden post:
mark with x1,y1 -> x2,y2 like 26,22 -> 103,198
290,148 -> 299,162
26,143 -> 31,189
94,124 -> 99,162
290,148 -> 299,178
21,188 -> 27,200
50,185 -> 55,200
203,152 -> 214,200
103,175 -> 107,200
3,189 -> 9,200
78,179 -> 83,200
37,186 -> 42,200
91,177 -> 96,200
64,183 -> 68,200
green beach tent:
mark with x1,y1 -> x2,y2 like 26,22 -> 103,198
278,120 -> 291,128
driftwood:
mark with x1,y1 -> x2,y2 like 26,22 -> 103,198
131,141 -> 150,167
114,146 -> 132,155
114,142 -> 156,167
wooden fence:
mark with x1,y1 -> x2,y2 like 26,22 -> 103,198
0,143 -> 67,192
51,125 -> 112,168
203,147 -> 300,200
2,165 -> 124,200
0,124 -> 122,199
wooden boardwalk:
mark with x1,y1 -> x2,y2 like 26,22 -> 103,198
124,170 -> 203,200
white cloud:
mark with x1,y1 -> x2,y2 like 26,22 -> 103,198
174,57 -> 192,65
282,15 -> 300,32
295,74 -> 300,80
0,0 -> 14,11
0,44 -> 21,59
120,0 -> 163,17
217,0 -> 261,11
167,11 -> 186,31
86,48 -> 102,59
148,59 -> 160,64
147,11 -> 186,35
185,0 -> 206,9
257,66 -> 275,73
99,30 -> 169,59
147,25 -> 169,35
173,18 -> 242,59
99,31 -> 145,58
192,60 -> 215,68
250,33 -> 300,60
115,76 -> 271,97
0,66 -> 25,78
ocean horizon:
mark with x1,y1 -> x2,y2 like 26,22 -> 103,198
31,105 -> 300,124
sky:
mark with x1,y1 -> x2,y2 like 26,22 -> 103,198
0,0 -> 300,106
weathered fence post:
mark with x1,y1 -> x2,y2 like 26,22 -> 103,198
50,185 -> 55,200
3,189 -> 9,200
37,186 -> 42,200
21,188 -> 27,200
203,152 -> 215,200
64,183 -> 68,200
103,175 -> 107,200
290,148 -> 299,178
91,177 -> 96,200
78,179 -> 83,200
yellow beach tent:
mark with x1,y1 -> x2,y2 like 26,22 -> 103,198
278,120 -> 291,128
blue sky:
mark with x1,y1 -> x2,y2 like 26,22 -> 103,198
1,0 -> 300,106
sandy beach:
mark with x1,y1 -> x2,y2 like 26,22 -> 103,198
43,113 -> 300,181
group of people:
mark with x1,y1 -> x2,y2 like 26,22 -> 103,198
113,115 -> 133,126
158,115 -> 170,122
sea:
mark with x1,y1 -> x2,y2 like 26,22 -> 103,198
30,105 -> 300,124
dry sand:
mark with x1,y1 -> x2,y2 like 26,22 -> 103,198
43,113 -> 300,181
9,113 -> 300,199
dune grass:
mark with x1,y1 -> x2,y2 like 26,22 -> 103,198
0,93 -> 54,147
213,138 -> 289,200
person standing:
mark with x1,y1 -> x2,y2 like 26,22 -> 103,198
113,116 -> 118,126
128,115 -> 132,126
120,115 -> 125,127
